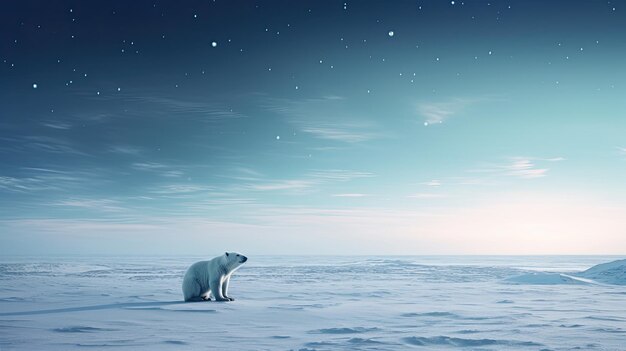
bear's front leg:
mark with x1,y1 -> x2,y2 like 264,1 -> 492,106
221,277 -> 234,301
210,279 -> 230,302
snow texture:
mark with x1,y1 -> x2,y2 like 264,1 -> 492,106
0,256 -> 625,350
505,273 -> 587,285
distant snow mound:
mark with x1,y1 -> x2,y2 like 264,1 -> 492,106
505,272 -> 587,285
577,259 -> 626,285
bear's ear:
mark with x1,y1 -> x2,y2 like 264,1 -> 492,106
225,252 -> 229,257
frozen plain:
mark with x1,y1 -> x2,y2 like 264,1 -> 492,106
0,256 -> 625,350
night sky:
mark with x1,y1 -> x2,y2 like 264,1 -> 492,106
1,1 -> 626,255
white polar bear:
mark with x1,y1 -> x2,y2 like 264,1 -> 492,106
182,252 -> 247,302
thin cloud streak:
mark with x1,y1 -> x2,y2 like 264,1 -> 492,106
131,162 -> 184,178
41,121 -> 72,130
407,193 -> 447,199
418,98 -> 479,126
53,198 -> 128,212
422,180 -> 441,187
108,145 -> 143,156
300,125 -> 378,143
150,184 -> 214,194
332,193 -> 370,197
248,180 -> 315,191
0,176 -> 49,192
468,156 -> 564,180
308,169 -> 374,181
245,169 -> 374,193
264,96 -> 384,143
0,135 -> 89,156
0,167 -> 106,193
123,95 -> 247,121
504,158 -> 548,179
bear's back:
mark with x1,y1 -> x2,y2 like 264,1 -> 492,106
184,260 -> 213,283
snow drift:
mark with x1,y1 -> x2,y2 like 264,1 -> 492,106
576,259 -> 626,285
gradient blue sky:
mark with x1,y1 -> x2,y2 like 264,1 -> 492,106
1,0 -> 625,255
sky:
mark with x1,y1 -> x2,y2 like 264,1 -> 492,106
1,0 -> 625,255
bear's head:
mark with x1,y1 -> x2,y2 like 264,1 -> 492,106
224,251 -> 248,270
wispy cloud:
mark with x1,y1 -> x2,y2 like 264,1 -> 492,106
245,169 -> 374,193
233,167 -> 263,177
150,184 -> 214,195
179,197 -> 258,209
422,179 -> 441,187
0,135 -> 88,156
220,167 -> 264,181
332,193 -> 370,197
132,162 -> 167,171
248,180 -> 315,191
264,96 -> 383,143
407,193 -> 447,199
307,146 -> 345,152
469,156 -> 564,180
1,218 -> 160,232
68,92 -> 248,129
299,125 -> 378,143
0,167 -> 102,193
123,95 -> 247,121
108,145 -> 143,156
0,176 -> 48,192
131,162 -> 184,178
419,103 -> 456,126
448,176 -> 491,186
25,136 -> 87,155
542,157 -> 566,162
248,206 -> 438,227
41,121 -> 72,130
162,170 -> 184,178
308,169 -> 374,182
64,108 -> 117,123
418,97 -> 483,126
141,184 -> 261,214
53,198 -> 128,212
503,158 -> 548,178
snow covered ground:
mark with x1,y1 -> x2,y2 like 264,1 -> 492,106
0,256 -> 625,350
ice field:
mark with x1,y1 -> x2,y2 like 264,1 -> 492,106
1,256 -> 625,350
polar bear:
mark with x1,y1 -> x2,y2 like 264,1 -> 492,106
182,252 -> 247,302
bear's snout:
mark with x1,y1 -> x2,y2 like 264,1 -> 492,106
240,256 -> 248,263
